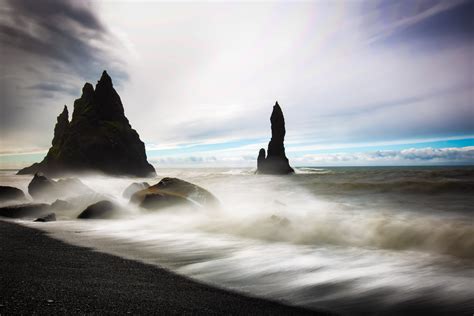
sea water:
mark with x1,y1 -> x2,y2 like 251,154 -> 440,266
1,167 -> 473,314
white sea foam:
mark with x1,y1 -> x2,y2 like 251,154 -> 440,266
2,167 -> 473,314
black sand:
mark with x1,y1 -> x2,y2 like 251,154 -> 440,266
0,220 -> 328,315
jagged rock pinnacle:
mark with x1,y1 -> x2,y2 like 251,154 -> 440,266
257,101 -> 294,175
51,106 -> 69,147
97,70 -> 112,88
18,71 -> 155,177
81,82 -> 94,99
94,70 -> 126,122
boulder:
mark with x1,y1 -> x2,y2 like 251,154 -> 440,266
122,182 -> 149,199
0,203 -> 50,219
28,173 -> 57,199
131,177 -> 219,210
34,213 -> 56,222
28,173 -> 91,200
0,186 -> 25,202
50,199 -> 72,211
17,71 -> 155,177
78,200 -> 122,219
257,102 -> 294,174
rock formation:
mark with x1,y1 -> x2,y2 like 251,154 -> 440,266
122,182 -> 150,199
28,173 -> 91,201
18,71 -> 155,177
257,102 -> 294,174
0,186 -> 25,202
34,213 -> 56,222
130,177 -> 219,210
78,200 -> 123,219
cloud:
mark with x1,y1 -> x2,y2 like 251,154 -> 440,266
1,1 -> 473,164
0,0 -> 128,149
28,83 -> 78,97
147,145 -> 474,168
295,147 -> 474,166
364,0 -> 472,45
0,0 -> 117,78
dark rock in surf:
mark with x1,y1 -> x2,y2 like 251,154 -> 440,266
28,173 -> 57,199
269,215 -> 290,227
78,200 -> 122,219
17,71 -> 155,177
0,186 -> 25,202
50,199 -> 72,211
122,182 -> 150,199
34,213 -> 56,222
131,177 -> 219,210
28,173 -> 91,200
0,203 -> 50,219
257,102 -> 294,175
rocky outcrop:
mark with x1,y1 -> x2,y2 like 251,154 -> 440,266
0,186 -> 25,202
122,182 -> 150,199
28,173 -> 91,200
77,200 -> 123,219
257,102 -> 294,174
34,213 -> 56,222
131,177 -> 219,210
18,71 -> 155,177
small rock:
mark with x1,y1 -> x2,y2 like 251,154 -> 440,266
78,200 -> 122,219
50,199 -> 72,211
34,213 -> 56,222
270,215 -> 290,227
122,182 -> 149,199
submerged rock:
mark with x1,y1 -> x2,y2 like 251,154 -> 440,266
122,182 -> 150,199
17,71 -> 155,177
0,186 -> 25,202
0,203 -> 50,219
28,173 -> 56,199
269,215 -> 290,227
257,102 -> 294,175
78,200 -> 122,219
28,173 -> 91,200
131,177 -> 219,210
50,199 -> 72,211
34,213 -> 56,222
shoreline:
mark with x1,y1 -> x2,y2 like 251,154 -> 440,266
0,220 -> 328,315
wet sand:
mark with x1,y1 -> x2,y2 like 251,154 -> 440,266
0,220 -> 329,315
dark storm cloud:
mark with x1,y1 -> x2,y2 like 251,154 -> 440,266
0,0 -> 127,138
9,0 -> 105,32
0,0 -> 127,88
28,82 -> 78,98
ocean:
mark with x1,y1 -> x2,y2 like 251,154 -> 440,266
1,166 -> 473,314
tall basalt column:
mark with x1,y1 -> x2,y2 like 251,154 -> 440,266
257,102 -> 294,174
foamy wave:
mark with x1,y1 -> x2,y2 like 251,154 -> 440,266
295,167 -> 332,174
210,212 -> 474,259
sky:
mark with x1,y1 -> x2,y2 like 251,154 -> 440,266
0,0 -> 473,168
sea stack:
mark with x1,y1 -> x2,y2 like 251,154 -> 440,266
18,71 -> 156,177
257,101 -> 294,174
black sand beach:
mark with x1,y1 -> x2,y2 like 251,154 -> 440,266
0,220 -> 327,315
